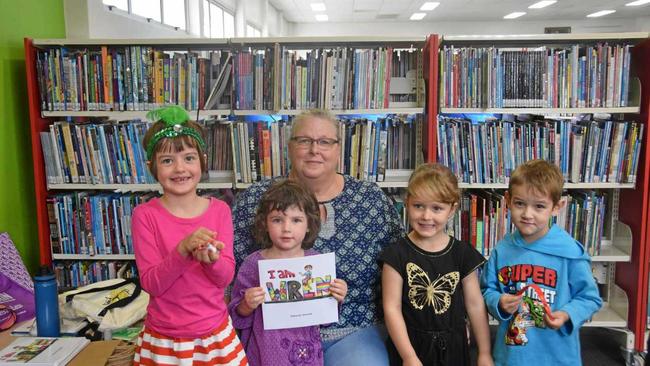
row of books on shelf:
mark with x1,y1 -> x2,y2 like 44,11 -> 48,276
230,120 -> 289,183
39,112 -> 426,186
40,120 -> 153,185
230,115 -> 425,184
46,190 -> 230,257
38,114 -> 641,187
439,43 -> 632,108
34,44 -> 424,112
392,189 -> 608,257
437,116 -> 643,184
265,47 -> 422,110
338,115 -> 425,181
46,192 -> 151,256
39,118 -> 236,185
36,47 -> 232,112
205,119 -> 233,172
53,260 -> 138,289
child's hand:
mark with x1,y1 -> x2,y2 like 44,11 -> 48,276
402,355 -> 423,366
329,279 -> 348,303
244,287 -> 266,311
477,352 -> 494,366
177,227 -> 218,257
498,293 -> 523,314
193,240 -> 225,264
545,310 -> 569,329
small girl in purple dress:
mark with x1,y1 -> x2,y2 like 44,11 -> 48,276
229,180 -> 348,366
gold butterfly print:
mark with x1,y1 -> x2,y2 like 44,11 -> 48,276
406,262 -> 460,314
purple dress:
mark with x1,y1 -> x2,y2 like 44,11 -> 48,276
229,250 -> 323,366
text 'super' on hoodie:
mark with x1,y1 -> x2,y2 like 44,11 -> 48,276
481,224 -> 602,366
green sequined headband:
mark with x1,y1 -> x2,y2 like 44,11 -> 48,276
145,106 -> 206,161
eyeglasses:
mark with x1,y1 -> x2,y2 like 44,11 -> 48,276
291,136 -> 339,150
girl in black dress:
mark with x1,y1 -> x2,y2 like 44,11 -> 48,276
378,163 -> 493,366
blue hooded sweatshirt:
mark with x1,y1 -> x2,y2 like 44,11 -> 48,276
481,224 -> 602,366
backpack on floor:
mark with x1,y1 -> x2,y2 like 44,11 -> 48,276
59,278 -> 148,331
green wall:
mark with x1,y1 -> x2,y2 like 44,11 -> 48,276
0,0 -> 65,274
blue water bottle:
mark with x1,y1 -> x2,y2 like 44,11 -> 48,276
34,266 -> 60,337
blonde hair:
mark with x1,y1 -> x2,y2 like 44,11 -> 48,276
509,159 -> 564,204
291,109 -> 340,140
407,163 -> 460,205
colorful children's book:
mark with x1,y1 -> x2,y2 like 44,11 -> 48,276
0,337 -> 89,366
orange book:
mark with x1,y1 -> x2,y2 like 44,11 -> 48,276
262,128 -> 272,178
470,193 -> 478,249
101,46 -> 111,109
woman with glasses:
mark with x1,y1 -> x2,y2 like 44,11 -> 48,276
231,109 -> 403,366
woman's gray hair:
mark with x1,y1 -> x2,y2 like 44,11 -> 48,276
290,109 -> 340,140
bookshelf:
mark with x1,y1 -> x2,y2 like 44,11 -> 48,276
23,36 -> 243,290
27,32 -> 650,352
24,36 -> 237,273
24,35 -> 439,287
431,32 -> 650,355
618,36 -> 650,354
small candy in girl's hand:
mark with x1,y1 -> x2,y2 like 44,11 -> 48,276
207,244 -> 219,253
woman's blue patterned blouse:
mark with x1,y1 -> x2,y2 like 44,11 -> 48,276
232,175 -> 403,341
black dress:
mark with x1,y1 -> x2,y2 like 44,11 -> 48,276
378,236 -> 485,366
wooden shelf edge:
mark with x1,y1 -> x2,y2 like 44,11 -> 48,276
458,182 -> 636,189
440,107 -> 640,114
442,32 -> 649,43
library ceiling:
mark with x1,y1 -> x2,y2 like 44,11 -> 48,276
268,0 -> 650,22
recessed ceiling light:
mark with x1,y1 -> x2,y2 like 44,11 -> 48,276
586,10 -> 616,17
504,12 -> 526,19
626,0 -> 650,5
528,1 -> 557,9
420,2 -> 440,11
315,14 -> 328,21
410,12 -> 427,20
310,3 -> 326,11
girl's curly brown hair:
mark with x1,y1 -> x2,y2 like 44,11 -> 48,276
253,179 -> 321,249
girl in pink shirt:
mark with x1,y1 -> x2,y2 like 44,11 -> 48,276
132,106 -> 247,366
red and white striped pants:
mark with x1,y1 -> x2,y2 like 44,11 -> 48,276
134,316 -> 248,365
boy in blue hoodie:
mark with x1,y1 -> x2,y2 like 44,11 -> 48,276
481,159 -> 602,365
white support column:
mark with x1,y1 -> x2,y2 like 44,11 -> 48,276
261,0 -> 269,37
277,11 -> 284,36
235,0 -> 246,37
65,0 -> 90,38
186,0 -> 201,37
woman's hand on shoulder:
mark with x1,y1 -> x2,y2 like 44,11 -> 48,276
177,227 -> 219,257
329,278 -> 348,303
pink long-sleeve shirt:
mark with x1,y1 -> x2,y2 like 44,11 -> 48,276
132,197 -> 235,337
